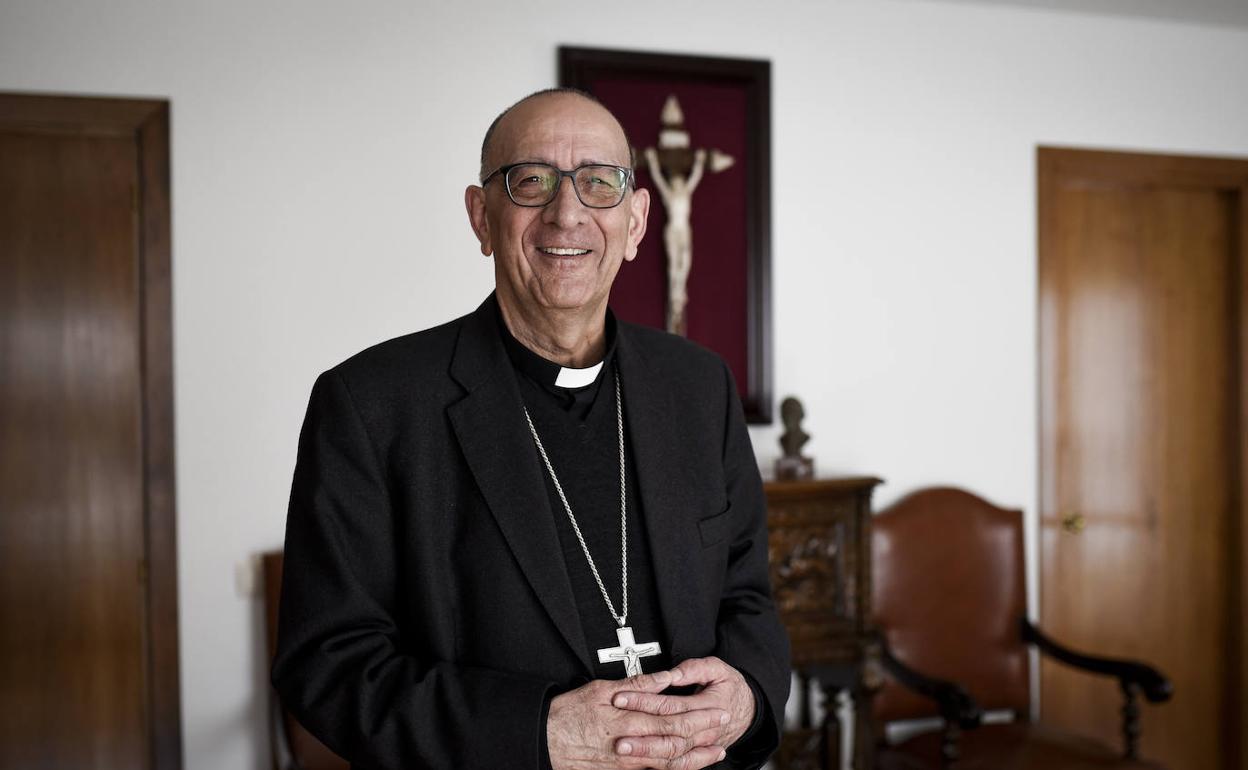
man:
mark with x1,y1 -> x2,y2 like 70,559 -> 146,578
272,88 -> 790,770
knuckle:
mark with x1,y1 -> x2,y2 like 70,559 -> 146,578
639,737 -> 669,759
680,752 -> 704,770
665,737 -> 684,759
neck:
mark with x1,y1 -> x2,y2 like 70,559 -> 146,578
497,293 -> 607,369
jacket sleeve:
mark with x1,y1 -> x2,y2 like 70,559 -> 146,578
713,362 -> 793,769
271,369 -> 557,769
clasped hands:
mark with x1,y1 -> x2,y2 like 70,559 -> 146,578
547,656 -> 754,770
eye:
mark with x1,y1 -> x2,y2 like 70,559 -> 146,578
581,167 -> 624,189
507,165 -> 557,191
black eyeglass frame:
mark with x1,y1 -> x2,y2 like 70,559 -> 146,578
480,162 -> 635,209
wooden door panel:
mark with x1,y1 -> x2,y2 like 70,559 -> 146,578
1040,153 -> 1242,770
1,121 -> 148,767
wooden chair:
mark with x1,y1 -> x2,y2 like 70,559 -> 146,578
868,488 -> 1171,770
262,551 -> 349,770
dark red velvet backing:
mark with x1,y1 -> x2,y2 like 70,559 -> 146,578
588,77 -> 750,398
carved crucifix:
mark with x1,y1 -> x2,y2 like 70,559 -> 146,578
640,95 -> 735,337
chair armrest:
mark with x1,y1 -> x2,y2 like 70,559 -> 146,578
877,635 -> 983,729
1021,619 -> 1172,703
269,689 -> 300,770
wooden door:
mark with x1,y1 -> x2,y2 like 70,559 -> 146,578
1038,148 -> 1248,770
0,94 -> 179,769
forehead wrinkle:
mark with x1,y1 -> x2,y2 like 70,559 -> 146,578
514,125 -> 625,164
507,157 -> 624,169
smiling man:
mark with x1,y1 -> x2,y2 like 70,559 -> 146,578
273,89 -> 790,770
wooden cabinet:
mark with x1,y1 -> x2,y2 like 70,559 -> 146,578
766,477 -> 882,770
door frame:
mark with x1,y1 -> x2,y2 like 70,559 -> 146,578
0,92 -> 180,769
1037,146 -> 1248,767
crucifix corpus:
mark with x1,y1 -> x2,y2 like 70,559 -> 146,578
597,625 -> 662,677
641,95 -> 735,337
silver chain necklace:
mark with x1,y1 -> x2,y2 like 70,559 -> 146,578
522,369 -> 661,676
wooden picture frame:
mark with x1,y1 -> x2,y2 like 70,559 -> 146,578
560,46 -> 773,423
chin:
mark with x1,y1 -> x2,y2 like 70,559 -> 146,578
535,283 -> 604,312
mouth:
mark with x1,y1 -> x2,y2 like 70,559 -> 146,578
537,246 -> 592,257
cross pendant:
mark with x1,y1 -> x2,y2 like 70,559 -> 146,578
597,626 -> 662,677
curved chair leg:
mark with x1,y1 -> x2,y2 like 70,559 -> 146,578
1121,681 -> 1141,760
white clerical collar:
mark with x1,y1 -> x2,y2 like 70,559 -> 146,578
554,361 -> 604,389
496,297 -> 618,391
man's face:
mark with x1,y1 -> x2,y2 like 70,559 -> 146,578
465,94 -> 649,318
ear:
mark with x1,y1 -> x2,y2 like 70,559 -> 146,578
623,187 -> 650,263
464,185 -> 493,256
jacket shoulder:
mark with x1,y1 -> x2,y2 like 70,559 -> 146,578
619,319 -> 727,378
323,312 -> 467,396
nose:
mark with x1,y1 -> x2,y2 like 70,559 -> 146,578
541,174 -> 589,228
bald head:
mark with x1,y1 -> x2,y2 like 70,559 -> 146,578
478,88 -> 634,183
463,86 -> 651,340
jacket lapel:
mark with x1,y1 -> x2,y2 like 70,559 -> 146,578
616,328 -> 699,660
446,297 -> 594,674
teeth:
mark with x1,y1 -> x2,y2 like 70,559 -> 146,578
540,247 -> 590,256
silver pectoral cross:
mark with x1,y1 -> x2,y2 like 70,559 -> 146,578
597,626 -> 662,677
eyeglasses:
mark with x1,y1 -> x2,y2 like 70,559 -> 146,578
481,162 -> 633,209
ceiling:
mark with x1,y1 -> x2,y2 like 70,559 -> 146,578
917,0 -> 1248,28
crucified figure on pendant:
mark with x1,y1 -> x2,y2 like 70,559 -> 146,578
644,146 -> 705,337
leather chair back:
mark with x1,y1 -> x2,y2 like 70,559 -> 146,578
871,488 -> 1030,724
263,551 -> 349,770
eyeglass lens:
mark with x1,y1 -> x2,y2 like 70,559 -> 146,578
505,164 -> 628,208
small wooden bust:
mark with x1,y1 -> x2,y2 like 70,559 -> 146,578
775,396 -> 814,481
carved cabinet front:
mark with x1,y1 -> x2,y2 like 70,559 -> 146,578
766,477 -> 882,770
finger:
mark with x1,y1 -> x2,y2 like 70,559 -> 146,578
616,733 -> 693,761
613,690 -> 715,715
682,725 -> 724,750
673,718 -> 723,748
626,707 -> 728,739
616,718 -> 723,757
666,744 -> 727,770
616,668 -> 676,695
614,728 -> 723,763
670,657 -> 726,686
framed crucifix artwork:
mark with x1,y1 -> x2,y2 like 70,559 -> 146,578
559,46 -> 773,424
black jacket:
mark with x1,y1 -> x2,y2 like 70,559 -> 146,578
272,295 -> 791,769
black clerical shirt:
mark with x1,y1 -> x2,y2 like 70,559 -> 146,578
496,307 -> 767,770
498,308 -> 671,681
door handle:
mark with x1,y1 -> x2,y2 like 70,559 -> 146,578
1062,512 -> 1086,534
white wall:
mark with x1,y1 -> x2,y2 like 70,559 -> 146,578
2,1 -> 1247,767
